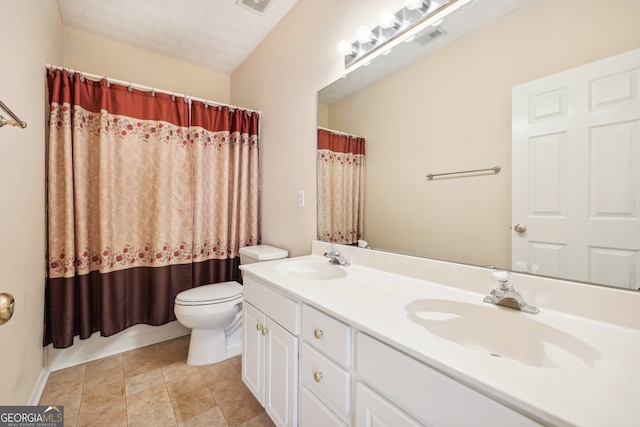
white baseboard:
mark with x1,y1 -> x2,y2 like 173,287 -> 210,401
227,342 -> 242,359
44,321 -> 190,372
28,367 -> 50,405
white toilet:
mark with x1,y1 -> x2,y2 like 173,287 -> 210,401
174,245 -> 288,365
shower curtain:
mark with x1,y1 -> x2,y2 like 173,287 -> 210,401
317,128 -> 365,245
44,68 -> 260,348
190,101 -> 260,286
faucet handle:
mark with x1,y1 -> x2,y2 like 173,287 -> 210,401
492,271 -> 512,290
325,243 -> 339,256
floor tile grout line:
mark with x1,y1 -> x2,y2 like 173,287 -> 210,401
41,337 -> 263,427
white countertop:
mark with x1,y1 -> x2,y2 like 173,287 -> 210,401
240,251 -> 640,427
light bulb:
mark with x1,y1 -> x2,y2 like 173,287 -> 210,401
405,0 -> 431,10
356,25 -> 371,44
405,0 -> 422,9
337,40 -> 355,56
378,8 -> 397,29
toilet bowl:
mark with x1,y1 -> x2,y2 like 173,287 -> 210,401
174,245 -> 288,366
174,281 -> 244,365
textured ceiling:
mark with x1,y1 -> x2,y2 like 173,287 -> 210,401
57,0 -> 299,74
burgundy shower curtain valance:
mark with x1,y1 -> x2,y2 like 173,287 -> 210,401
44,69 -> 260,348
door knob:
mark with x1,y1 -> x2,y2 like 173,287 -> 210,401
514,224 -> 527,233
0,293 -> 15,325
313,329 -> 323,339
313,371 -> 323,382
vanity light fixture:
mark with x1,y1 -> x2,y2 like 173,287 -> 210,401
337,0 -> 473,73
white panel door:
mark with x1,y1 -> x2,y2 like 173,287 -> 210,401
265,317 -> 299,427
512,48 -> 640,289
242,301 -> 266,405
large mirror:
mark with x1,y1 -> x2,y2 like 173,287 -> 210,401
317,0 -> 640,290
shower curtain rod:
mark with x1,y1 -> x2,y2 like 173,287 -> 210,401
318,126 -> 364,139
45,64 -> 262,115
0,99 -> 27,129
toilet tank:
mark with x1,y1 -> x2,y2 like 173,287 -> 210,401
239,245 -> 288,265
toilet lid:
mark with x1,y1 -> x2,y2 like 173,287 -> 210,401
175,281 -> 243,305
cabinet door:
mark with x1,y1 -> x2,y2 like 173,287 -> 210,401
242,302 -> 266,405
265,317 -> 299,427
356,383 -> 424,427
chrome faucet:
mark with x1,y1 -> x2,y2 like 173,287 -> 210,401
324,244 -> 350,266
483,271 -> 539,314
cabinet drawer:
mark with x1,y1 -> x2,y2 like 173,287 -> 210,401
301,342 -> 351,416
300,386 -> 347,427
302,304 -> 351,367
355,382 -> 423,427
243,275 -> 299,335
356,333 -> 541,427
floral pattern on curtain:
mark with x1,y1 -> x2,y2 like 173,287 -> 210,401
44,69 -> 261,348
317,128 -> 366,245
190,101 -> 260,285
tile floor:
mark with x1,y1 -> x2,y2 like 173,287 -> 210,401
39,335 -> 275,427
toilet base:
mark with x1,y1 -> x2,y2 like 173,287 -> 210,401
185,310 -> 243,366
186,328 -> 228,365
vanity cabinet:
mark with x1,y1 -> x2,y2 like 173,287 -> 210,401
356,332 -> 542,427
299,304 -> 351,426
241,266 -> 544,427
241,275 -> 299,427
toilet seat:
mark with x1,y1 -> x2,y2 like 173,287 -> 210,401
175,281 -> 243,306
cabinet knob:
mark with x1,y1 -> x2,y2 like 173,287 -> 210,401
313,371 -> 323,382
261,327 -> 268,335
0,293 -> 14,326
256,323 -> 263,331
314,328 -> 323,339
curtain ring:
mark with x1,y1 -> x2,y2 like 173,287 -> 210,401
151,89 -> 156,97
172,93 -> 176,102
128,84 -> 133,93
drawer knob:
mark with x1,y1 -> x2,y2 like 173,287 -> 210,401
256,323 -> 263,331
313,371 -> 323,382
314,329 -> 323,339
261,327 -> 269,336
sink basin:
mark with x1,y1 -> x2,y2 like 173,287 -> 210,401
405,299 -> 601,368
274,260 -> 347,280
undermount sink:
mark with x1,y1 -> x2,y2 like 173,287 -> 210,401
274,260 -> 347,280
405,299 -> 601,368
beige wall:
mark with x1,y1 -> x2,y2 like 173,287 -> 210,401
0,1 -> 63,404
325,0 -> 640,269
232,0 -> 405,256
0,4 -> 231,404
63,27 -> 230,102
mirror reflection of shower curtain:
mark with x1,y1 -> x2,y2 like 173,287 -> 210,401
317,128 -> 365,245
